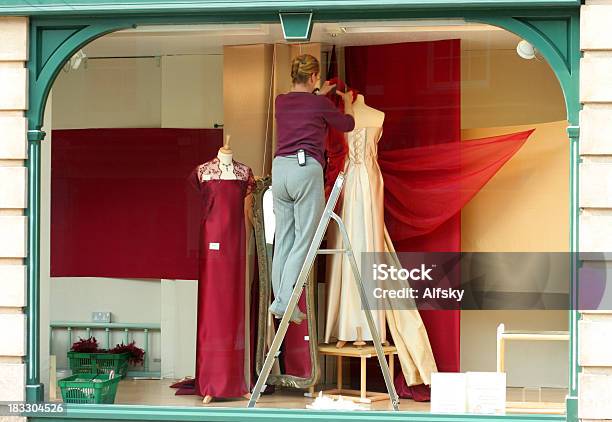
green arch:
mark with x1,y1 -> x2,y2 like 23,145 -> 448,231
469,15 -> 580,123
27,11 -> 580,131
25,8 -> 581,420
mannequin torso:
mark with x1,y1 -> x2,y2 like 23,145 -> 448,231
217,150 -> 237,180
328,93 -> 388,348
351,94 -> 384,130
200,135 -> 239,182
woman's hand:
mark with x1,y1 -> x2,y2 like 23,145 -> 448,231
318,80 -> 337,96
339,90 -> 353,104
338,89 -> 354,117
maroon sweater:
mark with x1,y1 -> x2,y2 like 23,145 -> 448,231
275,91 -> 355,168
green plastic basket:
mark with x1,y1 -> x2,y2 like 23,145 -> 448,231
59,373 -> 121,404
67,352 -> 130,378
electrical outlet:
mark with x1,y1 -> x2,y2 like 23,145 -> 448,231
92,312 -> 111,323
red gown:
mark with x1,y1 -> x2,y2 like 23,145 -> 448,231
172,158 -> 254,398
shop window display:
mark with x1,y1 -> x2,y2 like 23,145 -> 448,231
42,20 -> 570,415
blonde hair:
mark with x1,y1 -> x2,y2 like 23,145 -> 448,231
291,54 -> 320,85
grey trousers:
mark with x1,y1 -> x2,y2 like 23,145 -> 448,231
269,155 -> 325,315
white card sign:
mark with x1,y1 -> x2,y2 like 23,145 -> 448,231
466,372 -> 506,415
431,372 -> 467,414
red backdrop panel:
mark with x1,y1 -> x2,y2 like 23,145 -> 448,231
51,128 -> 222,280
345,40 -> 462,379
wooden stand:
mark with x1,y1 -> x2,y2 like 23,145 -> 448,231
318,343 -> 397,404
496,323 -> 569,373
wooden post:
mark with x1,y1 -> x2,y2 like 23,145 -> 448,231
337,355 -> 343,390
497,323 -> 505,372
360,356 -> 367,400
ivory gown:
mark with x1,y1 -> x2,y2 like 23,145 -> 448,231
324,124 -> 438,386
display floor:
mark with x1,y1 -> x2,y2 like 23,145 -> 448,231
106,378 -> 566,414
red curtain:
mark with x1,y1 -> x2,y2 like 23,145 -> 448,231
51,128 -> 222,280
344,40 -> 463,386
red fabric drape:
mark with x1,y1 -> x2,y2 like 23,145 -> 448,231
51,128 -> 222,279
381,129 -> 533,397
379,130 -> 535,241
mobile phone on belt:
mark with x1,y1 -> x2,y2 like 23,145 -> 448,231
297,149 -> 306,166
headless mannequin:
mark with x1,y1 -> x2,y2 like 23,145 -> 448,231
352,94 -> 384,128
202,134 -> 251,405
335,94 -> 388,349
201,135 -> 237,182
218,135 -> 237,180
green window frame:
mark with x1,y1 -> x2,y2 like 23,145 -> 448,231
5,1 -> 581,421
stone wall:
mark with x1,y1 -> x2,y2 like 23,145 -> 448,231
0,15 -> 28,422
578,2 -> 612,421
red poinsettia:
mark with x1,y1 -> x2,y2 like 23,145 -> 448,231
109,341 -> 145,365
71,337 -> 100,353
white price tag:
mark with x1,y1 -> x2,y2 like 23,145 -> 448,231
209,242 -> 220,250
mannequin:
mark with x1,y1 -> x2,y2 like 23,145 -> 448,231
173,133 -> 255,404
326,94 -> 387,348
202,135 -> 237,182
218,135 -> 237,180
352,94 -> 384,128
205,134 -> 249,405
324,93 -> 438,389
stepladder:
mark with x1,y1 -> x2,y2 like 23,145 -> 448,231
247,172 -> 400,410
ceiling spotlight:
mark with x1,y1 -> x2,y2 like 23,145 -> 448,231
70,50 -> 87,70
516,40 -> 536,60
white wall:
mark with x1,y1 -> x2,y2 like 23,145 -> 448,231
160,280 -> 197,379
52,57 -> 161,129
461,49 -> 566,129
40,95 -> 168,393
459,52 -> 568,388
161,54 -> 223,128
48,278 -> 162,372
461,311 -> 568,388
156,54 -> 223,379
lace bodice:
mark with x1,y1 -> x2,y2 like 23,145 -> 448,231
347,126 -> 382,165
196,157 -> 252,181
192,157 -> 256,196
